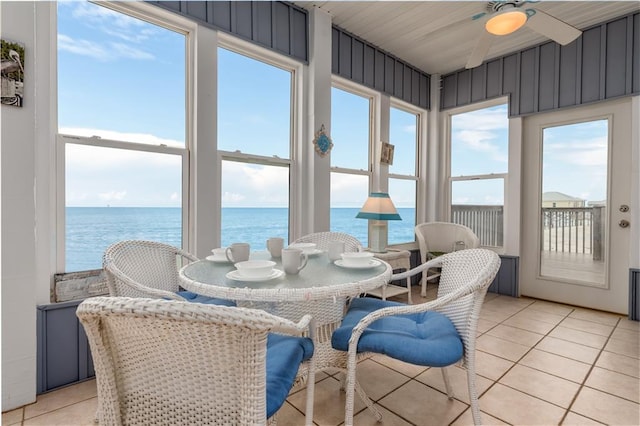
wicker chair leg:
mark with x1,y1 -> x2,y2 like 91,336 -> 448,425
421,275 -> 428,297
339,371 -> 346,390
355,380 -> 382,422
467,367 -> 482,425
441,367 -> 455,400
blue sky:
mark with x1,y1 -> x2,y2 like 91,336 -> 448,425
58,1 -> 608,209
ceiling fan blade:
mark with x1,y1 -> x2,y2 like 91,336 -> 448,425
466,31 -> 494,69
525,9 -> 582,45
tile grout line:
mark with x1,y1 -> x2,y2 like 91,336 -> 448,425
468,300 -> 577,425
559,316 -> 629,425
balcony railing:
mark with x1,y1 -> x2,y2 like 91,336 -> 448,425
451,205 -> 605,261
541,206 -> 605,261
452,205 -> 503,248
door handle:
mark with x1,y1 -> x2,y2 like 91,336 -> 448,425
619,219 -> 630,228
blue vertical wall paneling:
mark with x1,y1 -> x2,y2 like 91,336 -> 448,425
441,12 -> 639,116
332,25 -> 430,110
37,301 -> 94,393
149,1 -> 308,63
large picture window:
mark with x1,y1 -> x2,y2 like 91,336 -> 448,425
449,103 -> 508,248
218,47 -> 295,247
58,2 -> 187,272
330,86 -> 372,246
388,104 -> 419,245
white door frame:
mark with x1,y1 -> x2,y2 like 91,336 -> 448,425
521,98 -> 633,314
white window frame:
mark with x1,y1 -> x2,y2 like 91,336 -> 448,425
215,33 -> 303,245
388,98 -> 422,245
329,78 -> 380,247
330,77 -> 379,181
55,1 -> 194,272
445,97 -> 510,252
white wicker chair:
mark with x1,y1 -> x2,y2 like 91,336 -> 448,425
103,240 -> 234,305
77,297 -> 316,426
332,248 -> 500,425
415,222 -> 481,296
291,231 -> 362,252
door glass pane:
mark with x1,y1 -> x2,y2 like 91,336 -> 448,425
218,48 -> 291,158
451,179 -> 504,248
388,179 -> 416,245
540,120 -> 607,285
65,144 -> 182,271
221,160 -> 289,247
330,172 -> 369,247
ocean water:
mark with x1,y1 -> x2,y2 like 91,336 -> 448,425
66,207 -> 415,272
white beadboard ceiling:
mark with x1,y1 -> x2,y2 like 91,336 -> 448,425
294,1 -> 639,75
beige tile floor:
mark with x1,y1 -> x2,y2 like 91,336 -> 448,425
4,287 -> 639,425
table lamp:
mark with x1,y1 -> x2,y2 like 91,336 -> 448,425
356,192 -> 402,253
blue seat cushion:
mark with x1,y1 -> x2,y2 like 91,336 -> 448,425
332,297 -> 463,367
265,333 -> 314,418
177,290 -> 236,307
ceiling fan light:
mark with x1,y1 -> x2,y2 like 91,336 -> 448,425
485,10 -> 528,36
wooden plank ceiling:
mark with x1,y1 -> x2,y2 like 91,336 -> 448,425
294,1 -> 639,75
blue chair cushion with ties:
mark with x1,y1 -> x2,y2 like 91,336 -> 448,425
332,297 -> 463,367
265,333 -> 314,418
177,291 -> 237,307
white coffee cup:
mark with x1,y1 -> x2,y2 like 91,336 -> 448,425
340,251 -> 374,267
328,240 -> 345,262
281,248 -> 308,275
288,242 -> 317,254
211,247 -> 226,258
266,237 -> 284,258
225,243 -> 250,263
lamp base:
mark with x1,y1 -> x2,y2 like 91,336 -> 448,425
369,220 -> 388,253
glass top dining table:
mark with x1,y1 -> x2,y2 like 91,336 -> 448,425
179,250 -> 393,412
179,250 -> 392,305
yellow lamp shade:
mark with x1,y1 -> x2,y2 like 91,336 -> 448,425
485,10 -> 528,36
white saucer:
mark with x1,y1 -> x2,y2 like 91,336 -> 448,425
334,259 -> 382,269
305,249 -> 324,256
205,255 -> 231,264
226,269 -> 284,282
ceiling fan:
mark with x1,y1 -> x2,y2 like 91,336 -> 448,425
465,1 -> 582,69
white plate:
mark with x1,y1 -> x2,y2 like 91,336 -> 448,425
205,255 -> 231,264
306,249 -> 325,256
334,259 -> 382,269
225,269 -> 284,282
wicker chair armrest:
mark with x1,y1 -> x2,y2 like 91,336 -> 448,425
106,264 -> 186,301
390,256 -> 444,282
271,314 -> 314,336
175,248 -> 199,263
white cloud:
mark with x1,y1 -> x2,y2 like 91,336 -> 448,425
58,34 -> 155,62
170,192 -> 179,201
58,2 -> 158,62
98,190 -> 127,202
452,196 -> 471,204
221,162 -> 289,207
222,192 -> 246,203
402,124 -> 416,134
545,136 -> 607,167
454,107 -> 508,131
60,127 -> 183,147
58,34 -> 109,61
70,1 -> 152,38
109,42 -> 155,61
454,129 -> 508,163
